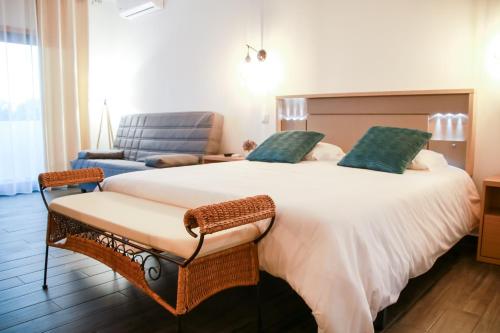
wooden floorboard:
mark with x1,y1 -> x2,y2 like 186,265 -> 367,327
1,293 -> 129,333
0,277 -> 23,292
0,191 -> 499,332
0,253 -> 88,280
0,301 -> 62,331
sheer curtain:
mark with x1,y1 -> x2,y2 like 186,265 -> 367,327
0,0 -> 45,195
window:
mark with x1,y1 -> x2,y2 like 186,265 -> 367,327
0,28 -> 45,195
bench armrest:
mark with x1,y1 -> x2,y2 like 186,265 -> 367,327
183,195 -> 275,236
38,168 -> 105,189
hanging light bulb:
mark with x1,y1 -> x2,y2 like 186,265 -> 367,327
244,0 -> 267,63
244,44 -> 266,62
245,45 -> 252,63
239,0 -> 283,94
257,49 -> 266,61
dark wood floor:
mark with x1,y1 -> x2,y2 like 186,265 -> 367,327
0,190 -> 499,333
381,239 -> 500,333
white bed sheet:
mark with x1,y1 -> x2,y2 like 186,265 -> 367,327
102,160 -> 480,333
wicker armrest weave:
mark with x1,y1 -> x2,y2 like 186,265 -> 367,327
184,195 -> 276,235
38,168 -> 104,189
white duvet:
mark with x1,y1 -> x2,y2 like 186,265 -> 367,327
102,161 -> 480,333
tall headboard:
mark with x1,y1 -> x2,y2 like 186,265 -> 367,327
276,89 -> 475,175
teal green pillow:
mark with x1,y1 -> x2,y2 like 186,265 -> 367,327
338,126 -> 432,174
247,131 -> 325,163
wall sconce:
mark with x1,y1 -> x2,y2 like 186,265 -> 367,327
245,44 -> 267,63
428,113 -> 468,120
429,113 -> 468,141
239,0 -> 282,94
244,0 -> 266,63
279,98 -> 308,121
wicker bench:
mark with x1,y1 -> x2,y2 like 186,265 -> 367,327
38,168 -> 275,331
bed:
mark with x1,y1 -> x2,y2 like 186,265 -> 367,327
100,90 -> 480,332
101,159 -> 479,332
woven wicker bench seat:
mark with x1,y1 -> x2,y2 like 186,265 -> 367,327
50,191 -> 261,259
38,168 -> 276,330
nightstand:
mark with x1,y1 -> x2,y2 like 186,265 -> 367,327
202,154 -> 245,164
477,176 -> 500,265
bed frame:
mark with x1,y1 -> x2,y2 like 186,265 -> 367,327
277,89 -> 475,329
276,89 -> 475,175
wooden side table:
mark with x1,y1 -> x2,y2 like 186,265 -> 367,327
202,154 -> 245,164
477,176 -> 500,265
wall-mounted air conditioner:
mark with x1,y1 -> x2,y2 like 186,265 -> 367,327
117,0 -> 164,19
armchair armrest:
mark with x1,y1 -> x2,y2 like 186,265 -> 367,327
183,195 -> 276,236
78,149 -> 124,160
38,168 -> 104,189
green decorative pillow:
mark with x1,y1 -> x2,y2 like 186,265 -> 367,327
338,126 -> 432,174
247,131 -> 325,163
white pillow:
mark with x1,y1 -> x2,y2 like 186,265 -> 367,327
304,142 -> 345,161
408,149 -> 448,171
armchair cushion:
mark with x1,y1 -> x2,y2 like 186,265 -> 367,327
78,149 -> 125,160
144,154 -> 200,168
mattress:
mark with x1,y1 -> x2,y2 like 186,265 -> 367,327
102,160 -> 480,333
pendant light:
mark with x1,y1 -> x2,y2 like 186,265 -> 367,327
244,0 -> 266,62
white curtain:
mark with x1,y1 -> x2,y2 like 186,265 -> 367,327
37,0 -> 90,172
0,0 -> 45,195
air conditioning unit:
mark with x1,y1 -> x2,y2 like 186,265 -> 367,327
117,0 -> 164,19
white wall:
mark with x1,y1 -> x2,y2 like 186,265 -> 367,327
89,0 -> 500,185
473,0 -> 500,186
89,0 -> 329,151
315,0 -> 476,91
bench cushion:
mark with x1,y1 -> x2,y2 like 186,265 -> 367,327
49,192 -> 260,259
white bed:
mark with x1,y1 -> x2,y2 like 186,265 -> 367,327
102,160 -> 480,333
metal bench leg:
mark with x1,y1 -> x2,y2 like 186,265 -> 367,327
42,244 -> 49,290
256,284 -> 262,332
177,314 -> 183,333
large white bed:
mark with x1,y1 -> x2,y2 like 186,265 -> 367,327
102,160 -> 480,332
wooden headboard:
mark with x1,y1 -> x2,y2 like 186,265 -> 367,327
276,89 -> 475,175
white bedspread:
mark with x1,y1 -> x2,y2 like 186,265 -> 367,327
102,161 -> 480,333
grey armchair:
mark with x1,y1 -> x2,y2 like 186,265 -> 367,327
71,111 -> 223,190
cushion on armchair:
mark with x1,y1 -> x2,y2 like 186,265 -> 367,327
144,154 -> 200,168
78,149 -> 125,160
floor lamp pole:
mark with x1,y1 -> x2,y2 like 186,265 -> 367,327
96,99 -> 114,149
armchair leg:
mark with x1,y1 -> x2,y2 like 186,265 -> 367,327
42,244 -> 49,290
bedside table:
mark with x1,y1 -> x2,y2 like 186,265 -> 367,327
477,176 -> 500,265
202,154 -> 245,164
